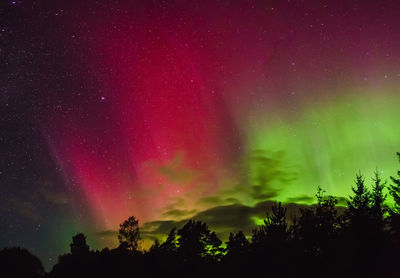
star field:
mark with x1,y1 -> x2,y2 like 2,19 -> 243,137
1,0 -> 400,269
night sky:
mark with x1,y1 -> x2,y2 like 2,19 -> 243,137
1,0 -> 400,269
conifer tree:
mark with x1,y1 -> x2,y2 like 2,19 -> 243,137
226,231 -> 249,256
252,202 -> 288,244
388,152 -> 400,241
264,202 -> 288,241
389,152 -> 400,212
371,169 -> 387,221
160,227 -> 178,253
177,220 -> 222,260
347,172 -> 370,217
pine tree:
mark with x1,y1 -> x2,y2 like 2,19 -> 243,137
264,202 -> 288,241
346,172 -> 374,261
389,152 -> 400,212
226,231 -> 249,256
177,220 -> 221,260
204,231 -> 223,260
315,186 -> 339,253
347,172 -> 370,217
160,227 -> 178,253
388,152 -> 400,243
252,202 -> 288,244
371,169 -> 387,221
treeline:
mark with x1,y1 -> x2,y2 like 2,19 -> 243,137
4,153 -> 400,278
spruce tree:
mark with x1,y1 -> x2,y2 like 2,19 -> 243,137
347,172 -> 370,217
371,169 -> 386,221
389,152 -> 400,212
389,152 -> 400,242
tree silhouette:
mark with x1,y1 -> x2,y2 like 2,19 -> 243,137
226,231 -> 249,257
204,231 -> 223,260
266,201 -> 287,243
389,152 -> 400,212
177,220 -> 221,261
224,231 -> 250,277
342,172 -> 383,278
347,172 -> 371,229
118,216 -> 141,251
388,153 -> 400,248
70,233 -> 90,256
348,173 -> 370,212
315,186 -> 340,240
250,202 -> 292,278
295,186 -> 340,257
0,247 -> 44,278
160,227 -> 178,253
9,152 -> 400,278
371,170 -> 387,227
252,202 -> 288,245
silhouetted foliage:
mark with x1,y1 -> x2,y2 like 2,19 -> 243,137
389,152 -> 400,212
347,172 -> 371,215
6,153 -> 400,278
160,227 -> 178,253
226,231 -> 249,257
252,201 -> 288,244
177,219 -> 222,262
0,247 -> 44,278
371,170 -> 387,228
295,186 -> 340,258
118,216 -> 141,251
70,233 -> 90,256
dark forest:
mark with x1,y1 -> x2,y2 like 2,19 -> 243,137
3,152 -> 400,278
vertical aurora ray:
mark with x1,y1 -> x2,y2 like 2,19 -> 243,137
38,0 -> 400,237
244,89 -> 400,203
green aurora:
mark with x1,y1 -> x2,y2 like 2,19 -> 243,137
245,88 -> 400,205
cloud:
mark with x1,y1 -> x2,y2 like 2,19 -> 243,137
94,197 -> 349,250
194,149 -> 298,208
93,149 -> 348,248
145,149 -> 303,241
197,196 -> 227,205
286,195 -> 314,204
137,200 -> 311,244
92,148 -> 352,251
162,209 -> 198,219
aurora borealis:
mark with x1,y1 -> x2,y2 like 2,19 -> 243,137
1,0 -> 400,268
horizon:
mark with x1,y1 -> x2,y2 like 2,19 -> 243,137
1,0 -> 400,272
